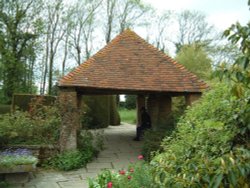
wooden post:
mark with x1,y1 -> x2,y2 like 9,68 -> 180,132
58,87 -> 80,152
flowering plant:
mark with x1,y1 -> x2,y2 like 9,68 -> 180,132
0,148 -> 38,167
88,155 -> 154,188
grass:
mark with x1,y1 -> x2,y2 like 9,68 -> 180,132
0,104 -> 11,114
119,108 -> 136,124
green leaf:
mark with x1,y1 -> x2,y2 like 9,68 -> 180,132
223,29 -> 230,37
211,174 -> 223,188
243,57 -> 249,69
236,71 -> 244,82
231,84 -> 244,98
228,171 -> 237,186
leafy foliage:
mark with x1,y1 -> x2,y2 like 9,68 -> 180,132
46,150 -> 88,171
141,130 -> 166,162
217,21 -> 250,94
89,157 -> 154,188
45,129 -> 104,171
0,0 -> 42,103
175,43 -> 212,80
151,83 -> 250,187
124,95 -> 136,110
0,99 -> 60,146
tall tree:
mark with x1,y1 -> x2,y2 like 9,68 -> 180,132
175,43 -> 212,80
68,0 -> 102,66
210,40 -> 241,67
146,10 -> 173,52
103,0 -> 151,43
40,0 -> 67,95
174,10 -> 215,53
104,0 -> 116,43
117,0 -> 150,33
0,0 -> 42,103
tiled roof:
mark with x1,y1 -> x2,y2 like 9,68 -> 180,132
59,29 -> 208,93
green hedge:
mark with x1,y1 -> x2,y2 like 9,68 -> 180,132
12,94 -> 56,112
81,95 -> 121,129
0,104 -> 11,114
81,95 -> 110,129
109,95 -> 120,126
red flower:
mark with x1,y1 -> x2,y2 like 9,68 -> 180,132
107,182 -> 113,188
127,175 -> 132,180
137,155 -> 144,160
129,168 -> 134,173
119,170 -> 126,175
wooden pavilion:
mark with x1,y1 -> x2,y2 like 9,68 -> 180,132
58,29 -> 208,151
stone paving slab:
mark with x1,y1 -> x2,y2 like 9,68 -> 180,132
3,123 -> 143,188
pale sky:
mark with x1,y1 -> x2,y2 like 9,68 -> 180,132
144,0 -> 249,30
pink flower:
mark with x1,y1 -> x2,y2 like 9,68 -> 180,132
129,168 -> 134,173
127,175 -> 132,180
107,182 -> 113,188
119,170 -> 126,175
137,155 -> 144,160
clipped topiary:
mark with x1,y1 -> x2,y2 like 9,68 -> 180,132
109,95 -> 120,126
81,95 -> 110,129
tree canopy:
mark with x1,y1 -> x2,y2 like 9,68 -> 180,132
0,0 -> 243,103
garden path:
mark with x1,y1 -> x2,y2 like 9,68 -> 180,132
9,123 -> 143,188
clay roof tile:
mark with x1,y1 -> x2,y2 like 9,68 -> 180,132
59,29 -> 208,93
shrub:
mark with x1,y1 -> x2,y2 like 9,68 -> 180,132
171,96 -> 186,122
141,130 -> 166,162
151,83 -> 250,187
46,150 -> 87,171
12,94 -> 56,112
0,99 -> 60,146
77,130 -> 104,157
45,129 -> 104,171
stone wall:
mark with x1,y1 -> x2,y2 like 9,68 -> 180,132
58,88 -> 80,151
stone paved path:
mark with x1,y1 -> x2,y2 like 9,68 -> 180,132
8,123 -> 143,188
